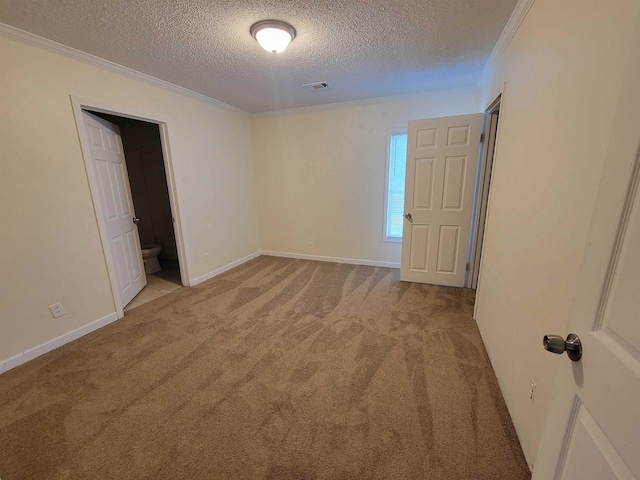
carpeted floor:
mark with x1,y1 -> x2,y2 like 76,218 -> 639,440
0,256 -> 530,479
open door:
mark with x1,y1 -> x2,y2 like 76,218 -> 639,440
400,113 -> 483,287
532,19 -> 640,479
82,111 -> 146,307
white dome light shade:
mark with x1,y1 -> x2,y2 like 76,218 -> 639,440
250,20 -> 296,54
255,27 -> 291,53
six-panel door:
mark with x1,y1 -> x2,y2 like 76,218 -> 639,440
83,111 -> 146,307
400,113 -> 483,287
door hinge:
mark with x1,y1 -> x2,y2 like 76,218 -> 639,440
466,263 -> 470,271
480,133 -> 485,143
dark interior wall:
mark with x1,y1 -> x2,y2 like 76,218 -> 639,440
91,112 -> 178,261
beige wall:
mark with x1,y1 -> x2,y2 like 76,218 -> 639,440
253,89 -> 480,264
4,1 -> 640,468
0,36 -> 260,363
475,0 -> 640,469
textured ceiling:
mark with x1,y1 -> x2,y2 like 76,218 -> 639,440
1,0 -> 518,113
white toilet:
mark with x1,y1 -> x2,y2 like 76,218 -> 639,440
141,244 -> 162,274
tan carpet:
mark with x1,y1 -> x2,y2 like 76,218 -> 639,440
0,256 -> 530,479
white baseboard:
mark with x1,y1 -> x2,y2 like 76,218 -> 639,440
190,251 -> 262,286
261,250 -> 401,269
0,311 -> 119,374
1,250 -> 394,374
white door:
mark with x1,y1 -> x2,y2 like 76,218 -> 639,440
532,21 -> 640,479
400,113 -> 483,287
82,111 -> 146,307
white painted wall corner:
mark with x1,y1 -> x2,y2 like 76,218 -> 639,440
190,251 -> 262,286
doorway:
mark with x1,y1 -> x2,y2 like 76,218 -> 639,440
72,97 -> 189,317
90,111 -> 183,311
397,104 -> 501,290
468,95 -> 501,289
400,113 -> 484,287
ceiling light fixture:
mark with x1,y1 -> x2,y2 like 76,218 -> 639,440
250,20 -> 296,54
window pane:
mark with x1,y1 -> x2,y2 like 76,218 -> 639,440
386,133 -> 407,238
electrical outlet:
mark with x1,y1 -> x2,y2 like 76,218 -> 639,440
203,253 -> 209,263
528,378 -> 536,403
307,237 -> 313,246
48,302 -> 66,319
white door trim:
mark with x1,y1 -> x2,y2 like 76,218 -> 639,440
71,95 -> 192,317
468,93 -> 502,289
473,84 -> 507,318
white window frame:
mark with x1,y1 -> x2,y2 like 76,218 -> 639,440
383,128 -> 408,243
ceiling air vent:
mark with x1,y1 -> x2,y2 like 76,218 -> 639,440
303,81 -> 330,91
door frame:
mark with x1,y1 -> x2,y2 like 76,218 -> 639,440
71,96 -> 192,318
468,93 -> 502,289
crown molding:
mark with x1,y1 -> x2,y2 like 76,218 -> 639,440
0,22 -> 250,117
252,86 -> 480,118
478,0 -> 536,87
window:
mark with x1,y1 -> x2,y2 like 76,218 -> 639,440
384,131 -> 408,242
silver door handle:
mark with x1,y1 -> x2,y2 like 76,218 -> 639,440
543,333 -> 582,362
404,213 -> 412,220
132,217 -> 140,224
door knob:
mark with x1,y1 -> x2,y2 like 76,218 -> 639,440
404,213 -> 412,220
132,217 -> 140,224
543,333 -> 582,361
